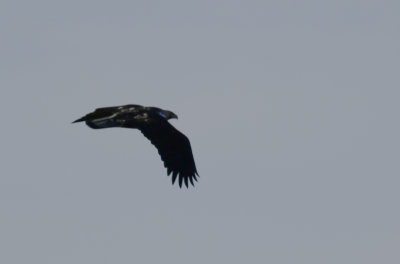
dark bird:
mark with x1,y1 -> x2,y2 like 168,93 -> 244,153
73,104 -> 199,188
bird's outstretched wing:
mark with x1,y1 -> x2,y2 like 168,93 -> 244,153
72,106 -> 121,122
72,105 -> 142,129
139,115 -> 199,188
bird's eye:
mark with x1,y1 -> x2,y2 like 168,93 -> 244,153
158,111 -> 167,118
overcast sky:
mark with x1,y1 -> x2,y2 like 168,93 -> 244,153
1,1 -> 400,263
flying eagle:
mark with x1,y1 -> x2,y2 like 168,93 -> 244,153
73,104 -> 199,188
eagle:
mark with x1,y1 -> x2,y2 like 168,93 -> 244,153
73,104 -> 199,188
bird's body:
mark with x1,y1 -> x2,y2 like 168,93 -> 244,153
73,104 -> 198,188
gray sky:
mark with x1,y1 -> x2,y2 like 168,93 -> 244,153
1,0 -> 399,263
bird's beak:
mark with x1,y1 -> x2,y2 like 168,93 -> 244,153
172,113 -> 178,119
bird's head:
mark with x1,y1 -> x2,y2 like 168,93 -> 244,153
158,109 -> 178,120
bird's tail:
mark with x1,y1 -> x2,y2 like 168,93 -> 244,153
72,109 -> 120,129
72,116 -> 86,123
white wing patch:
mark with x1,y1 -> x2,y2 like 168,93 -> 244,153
91,113 -> 119,128
93,113 -> 118,122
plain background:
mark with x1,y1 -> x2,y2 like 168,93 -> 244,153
1,1 -> 399,263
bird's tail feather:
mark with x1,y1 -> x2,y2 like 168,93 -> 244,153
72,112 -> 120,129
72,116 -> 86,123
